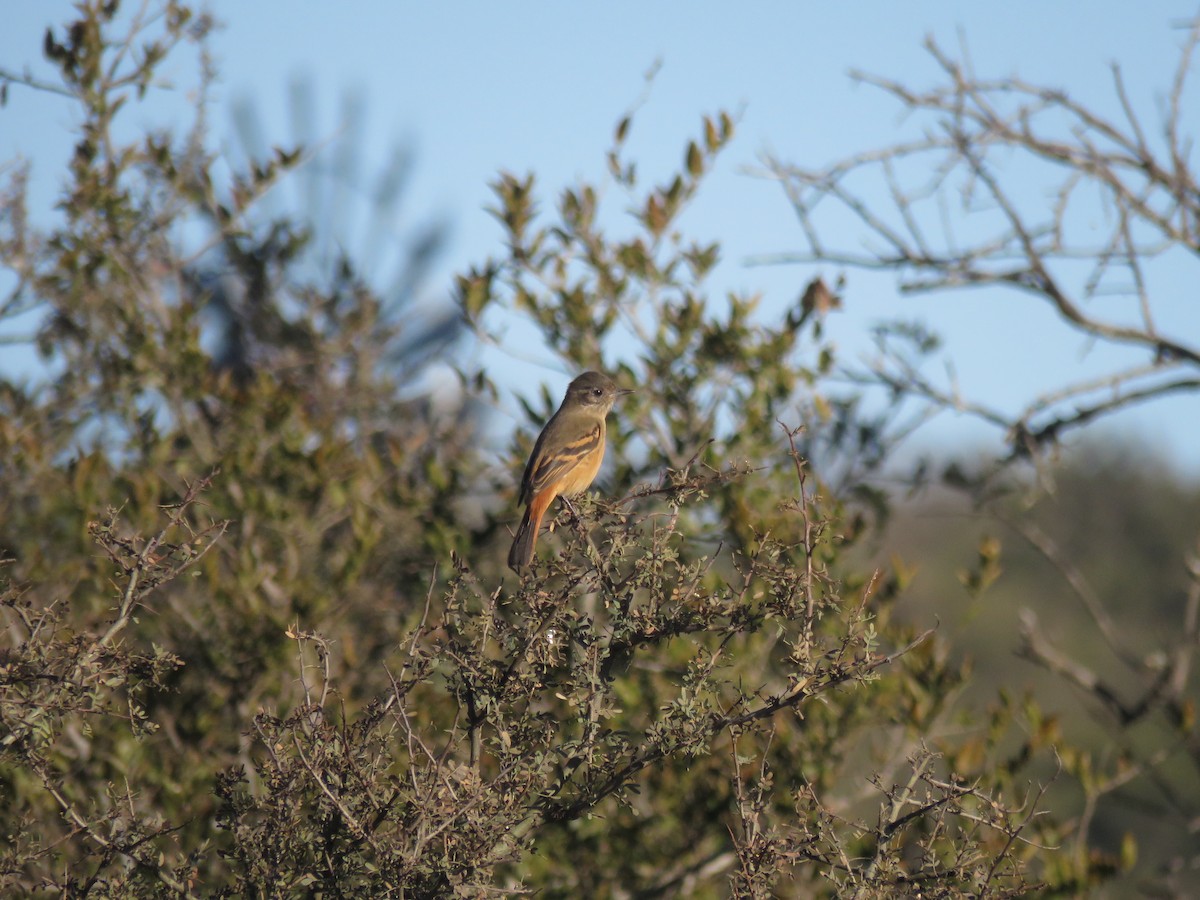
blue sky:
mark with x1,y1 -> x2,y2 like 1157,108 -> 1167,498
2,2 -> 1198,475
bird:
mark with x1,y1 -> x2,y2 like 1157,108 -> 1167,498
508,371 -> 631,572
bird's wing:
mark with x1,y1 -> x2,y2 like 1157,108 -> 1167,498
520,417 -> 603,504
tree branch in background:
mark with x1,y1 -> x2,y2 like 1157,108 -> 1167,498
754,17 -> 1200,892
755,21 -> 1200,463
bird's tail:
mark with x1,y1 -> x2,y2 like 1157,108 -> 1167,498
508,493 -> 550,572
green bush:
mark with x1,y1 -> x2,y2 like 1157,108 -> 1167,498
7,3 -> 1195,896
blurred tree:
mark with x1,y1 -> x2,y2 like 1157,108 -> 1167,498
212,75 -> 458,385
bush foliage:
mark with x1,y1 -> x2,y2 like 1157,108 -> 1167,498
2,4 -> 1197,897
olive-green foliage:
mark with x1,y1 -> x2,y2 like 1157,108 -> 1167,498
885,446 -> 1200,894
0,3 -> 1136,897
2,2 -> 480,893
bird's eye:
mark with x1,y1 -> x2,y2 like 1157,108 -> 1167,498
592,388 -> 603,397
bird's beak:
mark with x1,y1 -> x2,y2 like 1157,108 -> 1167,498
618,388 -> 635,396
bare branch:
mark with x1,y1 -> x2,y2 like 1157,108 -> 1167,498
0,66 -> 75,99
757,27 -> 1200,466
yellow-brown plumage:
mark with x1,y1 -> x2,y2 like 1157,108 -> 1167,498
508,372 -> 629,571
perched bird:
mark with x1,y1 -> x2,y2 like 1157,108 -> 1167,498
508,371 -> 631,571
